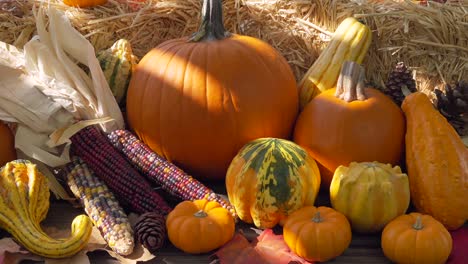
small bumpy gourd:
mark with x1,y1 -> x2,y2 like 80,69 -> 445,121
330,161 -> 410,233
0,160 -> 93,258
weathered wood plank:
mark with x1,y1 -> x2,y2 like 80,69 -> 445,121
32,194 -> 394,264
11,184 -> 462,264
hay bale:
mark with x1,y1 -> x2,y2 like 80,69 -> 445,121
1,0 -> 467,92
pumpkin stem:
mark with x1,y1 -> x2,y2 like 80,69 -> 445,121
194,210 -> 208,218
412,215 -> 424,230
335,61 -> 367,102
312,211 -> 323,223
190,0 -> 230,42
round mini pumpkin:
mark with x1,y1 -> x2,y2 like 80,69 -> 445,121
293,61 -> 405,187
381,213 -> 452,264
330,161 -> 410,233
0,122 -> 16,167
166,199 -> 235,254
225,138 -> 321,229
283,206 -> 352,262
126,0 -> 298,180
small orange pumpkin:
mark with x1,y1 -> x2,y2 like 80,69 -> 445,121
283,206 -> 352,262
381,213 -> 453,264
166,199 -> 235,254
63,0 -> 107,8
293,61 -> 405,187
0,122 -> 16,167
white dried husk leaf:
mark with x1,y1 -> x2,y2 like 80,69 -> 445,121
0,4 -> 124,198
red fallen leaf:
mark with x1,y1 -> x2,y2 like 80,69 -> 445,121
213,229 -> 311,264
213,233 -> 266,264
447,226 -> 468,264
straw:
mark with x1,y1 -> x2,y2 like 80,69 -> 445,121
1,0 -> 467,93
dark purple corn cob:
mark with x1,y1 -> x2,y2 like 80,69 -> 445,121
107,129 -> 236,218
70,125 -> 171,215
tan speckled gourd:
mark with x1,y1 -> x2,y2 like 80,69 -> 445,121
401,92 -> 468,230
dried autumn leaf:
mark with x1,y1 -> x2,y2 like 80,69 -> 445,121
105,242 -> 155,264
213,229 -> 311,264
0,237 -> 42,264
44,226 -> 107,264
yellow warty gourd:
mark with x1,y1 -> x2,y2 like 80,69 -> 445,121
330,161 -> 410,233
0,160 -> 93,258
298,17 -> 372,109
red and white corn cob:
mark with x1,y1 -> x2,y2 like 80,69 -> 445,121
70,125 -> 171,215
64,156 -> 134,255
107,129 -> 236,218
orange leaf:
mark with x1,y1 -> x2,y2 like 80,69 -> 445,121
213,229 -> 311,264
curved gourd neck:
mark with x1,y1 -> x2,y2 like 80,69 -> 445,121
190,0 -> 230,42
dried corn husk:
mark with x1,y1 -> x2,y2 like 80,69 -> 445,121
0,4 -> 124,198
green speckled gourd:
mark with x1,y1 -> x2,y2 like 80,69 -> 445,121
0,160 -> 93,258
225,138 -> 321,228
97,39 -> 137,105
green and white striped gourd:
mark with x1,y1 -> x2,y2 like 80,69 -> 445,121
97,39 -> 137,105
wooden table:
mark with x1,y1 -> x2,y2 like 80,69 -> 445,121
3,179 -> 465,264
31,191 -> 393,264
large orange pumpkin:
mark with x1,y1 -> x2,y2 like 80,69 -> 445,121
293,61 -> 405,187
126,0 -> 298,180
0,122 -> 16,167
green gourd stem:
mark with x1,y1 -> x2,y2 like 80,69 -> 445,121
335,61 -> 367,102
312,211 -> 323,223
194,210 -> 208,218
413,215 -> 424,230
189,0 -> 230,42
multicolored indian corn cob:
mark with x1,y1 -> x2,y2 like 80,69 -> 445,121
64,156 -> 134,256
70,125 -> 171,215
107,129 -> 236,218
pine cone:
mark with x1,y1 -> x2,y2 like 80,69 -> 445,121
134,212 -> 167,252
432,81 -> 468,136
384,62 -> 417,106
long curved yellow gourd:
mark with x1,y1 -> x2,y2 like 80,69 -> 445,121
298,17 -> 372,109
0,160 -> 92,258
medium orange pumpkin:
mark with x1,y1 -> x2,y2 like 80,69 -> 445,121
381,213 -> 452,264
126,0 -> 298,180
283,206 -> 352,262
0,122 -> 16,167
293,61 -> 405,187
